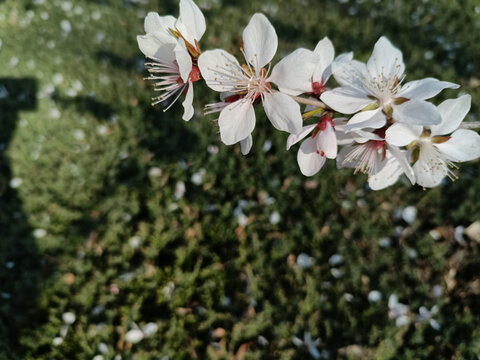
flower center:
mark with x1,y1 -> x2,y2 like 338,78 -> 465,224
241,65 -> 271,102
344,140 -> 386,175
188,65 -> 202,83
311,80 -> 326,98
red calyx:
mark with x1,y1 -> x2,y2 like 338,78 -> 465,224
311,81 -> 326,98
373,127 -> 387,139
188,65 -> 202,83
223,94 -> 243,103
372,140 -> 385,150
317,115 -> 334,131
312,115 -> 334,138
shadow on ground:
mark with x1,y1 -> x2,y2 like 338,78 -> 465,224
0,78 -> 41,358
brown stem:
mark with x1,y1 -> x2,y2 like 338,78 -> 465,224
288,94 -> 328,109
459,122 -> 480,129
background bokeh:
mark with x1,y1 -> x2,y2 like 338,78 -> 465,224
1,0 -> 480,359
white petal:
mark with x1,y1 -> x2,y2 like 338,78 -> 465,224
174,40 -> 193,82
307,344 -> 322,360
397,78 -> 459,101
334,52 -> 354,63
331,57 -> 368,91
269,48 -> 318,96
336,145 -> 355,169
388,144 -> 415,184
337,142 -> 385,174
413,143 -> 448,188
367,36 -> 405,83
413,162 -> 444,188
312,37 -> 335,83
328,51 -> 354,85
368,155 -> 403,190
176,0 -> 206,44
198,49 -> 240,92
345,108 -> 386,131
240,135 -> 253,155
321,87 -> 374,114
297,137 -> 326,176
243,13 -> 278,69
385,123 -> 422,147
392,100 -> 441,126
263,92 -> 302,134
431,95 -> 471,136
182,82 -> 194,121
350,129 -> 383,142
144,13 -> 176,34
137,33 -> 176,62
436,129 -> 480,162
218,100 -> 256,145
430,319 -> 441,331
332,117 -> 349,132
317,122 -> 337,158
125,329 -> 144,344
286,124 -> 316,150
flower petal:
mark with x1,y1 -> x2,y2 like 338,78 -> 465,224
297,137 -> 326,176
137,32 -> 176,62
385,123 -> 422,147
182,82 -> 194,121
243,13 -> 278,69
125,329 -> 144,344
240,135 -> 253,155
368,155 -> 403,190
218,99 -> 256,145
345,108 -> 386,131
397,78 -> 459,101
176,0 -> 206,44
337,142 -> 385,174
321,86 -> 374,114
317,121 -> 337,158
174,40 -> 193,82
388,144 -> 415,184
198,49 -> 240,92
330,57 -> 367,92
413,144 -> 448,188
367,36 -> 405,83
349,129 -> 383,142
392,100 -> 441,126
312,37 -> 335,83
286,124 -> 316,150
436,129 -> 480,162
431,94 -> 471,136
269,48 -> 318,96
368,146 -> 415,190
336,145 -> 355,169
144,13 -> 176,34
263,92 -> 302,134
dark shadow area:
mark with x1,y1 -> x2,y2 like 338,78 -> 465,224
139,103 -> 201,162
96,50 -> 141,71
0,78 -> 40,358
52,93 -> 115,120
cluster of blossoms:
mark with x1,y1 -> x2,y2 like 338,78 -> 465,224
138,0 -> 480,190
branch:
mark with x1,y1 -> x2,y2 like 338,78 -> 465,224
459,122 -> 480,129
287,95 -> 328,109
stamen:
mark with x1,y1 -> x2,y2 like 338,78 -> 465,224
343,141 -> 385,175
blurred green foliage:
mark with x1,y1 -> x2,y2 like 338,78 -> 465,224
0,0 -> 480,359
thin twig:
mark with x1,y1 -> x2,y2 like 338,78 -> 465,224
288,94 -> 328,109
459,122 -> 480,129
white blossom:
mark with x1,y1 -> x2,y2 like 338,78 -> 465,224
199,13 -> 318,151
385,95 -> 480,187
321,37 -> 458,131
137,0 -> 205,120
